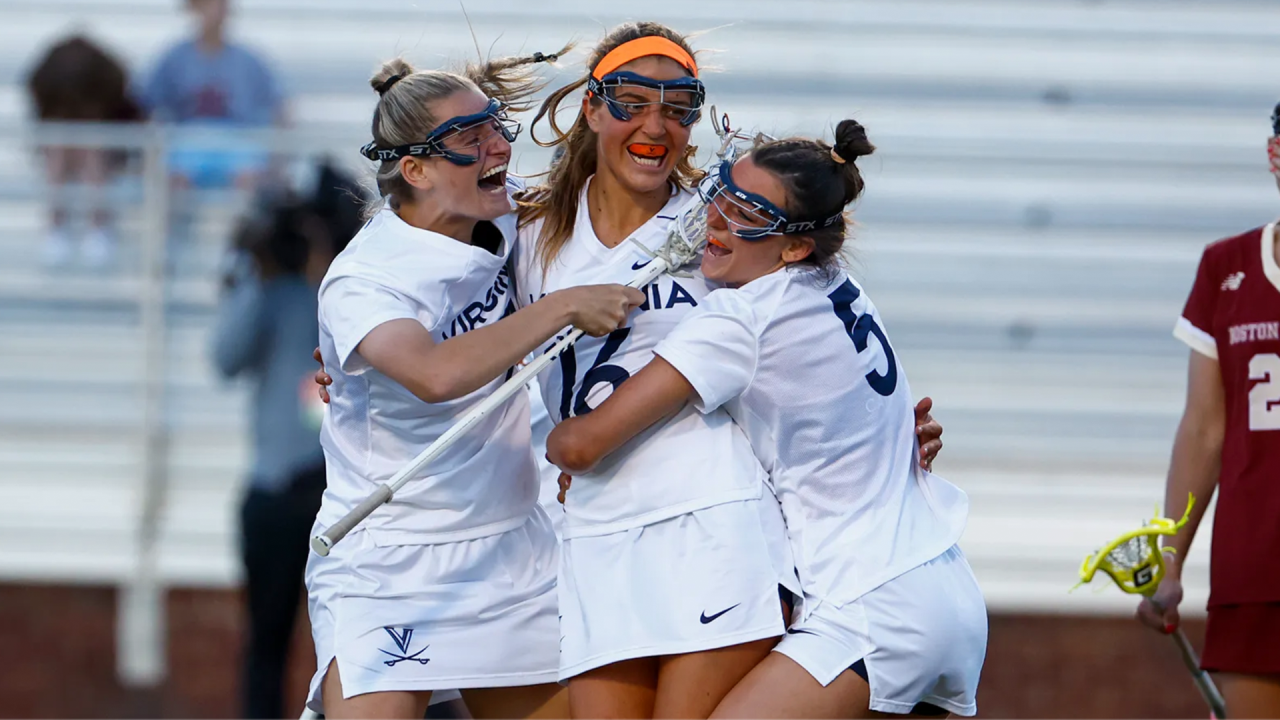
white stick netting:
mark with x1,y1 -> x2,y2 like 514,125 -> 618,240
1106,535 -> 1155,571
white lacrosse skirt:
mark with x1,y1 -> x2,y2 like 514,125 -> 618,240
774,544 -> 988,716
557,497 -> 798,680
304,507 -> 561,712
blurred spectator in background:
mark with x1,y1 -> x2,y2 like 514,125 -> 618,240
211,160 -> 363,719
142,0 -> 284,227
26,35 -> 143,269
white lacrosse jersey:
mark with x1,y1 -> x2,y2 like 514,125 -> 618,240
316,200 -> 538,545
654,267 -> 970,606
513,180 -> 764,539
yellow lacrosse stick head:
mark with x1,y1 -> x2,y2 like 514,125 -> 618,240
1076,494 -> 1196,596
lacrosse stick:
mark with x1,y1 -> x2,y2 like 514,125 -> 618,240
308,118 -> 752,556
709,106 -> 775,164
1076,494 -> 1227,719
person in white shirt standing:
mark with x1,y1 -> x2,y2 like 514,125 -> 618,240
306,56 -> 642,720
515,23 -> 948,718
546,119 -> 988,718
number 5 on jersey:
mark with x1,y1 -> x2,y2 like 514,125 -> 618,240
829,279 -> 898,397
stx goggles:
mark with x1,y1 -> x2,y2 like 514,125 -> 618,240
587,36 -> 704,127
699,160 -> 844,240
360,99 -> 520,166
588,71 -> 705,127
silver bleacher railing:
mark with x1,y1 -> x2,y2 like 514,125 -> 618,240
0,121 -> 363,685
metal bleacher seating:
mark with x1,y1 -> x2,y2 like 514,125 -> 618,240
0,0 -> 1276,681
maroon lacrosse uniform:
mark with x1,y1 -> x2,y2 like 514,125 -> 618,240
1174,222 -> 1280,674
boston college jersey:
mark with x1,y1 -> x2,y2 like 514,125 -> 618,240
316,202 -> 538,545
654,268 -> 969,606
1174,222 -> 1280,605
513,181 -> 764,539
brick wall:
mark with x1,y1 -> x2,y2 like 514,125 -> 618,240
0,584 -> 1209,718
0,585 -> 314,718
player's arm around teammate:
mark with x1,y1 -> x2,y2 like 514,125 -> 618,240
1134,104 -> 1280,719
513,25 -> 944,720
307,57 -> 641,720
550,120 -> 987,719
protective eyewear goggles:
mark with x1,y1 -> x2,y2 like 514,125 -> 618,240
360,99 -> 521,167
698,160 -> 843,240
587,71 -> 705,127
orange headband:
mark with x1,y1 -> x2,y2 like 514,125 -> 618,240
591,36 -> 698,80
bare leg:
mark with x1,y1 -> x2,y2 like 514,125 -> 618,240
80,148 -> 112,230
426,697 -> 473,719
41,146 -> 76,267
78,149 -> 116,267
711,652 -> 944,720
653,637 -> 779,719
1215,673 -> 1280,719
43,146 -> 74,228
568,657 -> 659,719
462,683 -> 568,719
320,658 -> 432,719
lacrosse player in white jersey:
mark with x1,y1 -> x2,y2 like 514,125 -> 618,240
547,119 -> 988,718
305,56 -> 643,720
515,23 -> 948,718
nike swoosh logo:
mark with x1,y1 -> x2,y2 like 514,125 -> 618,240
700,604 -> 740,624
786,627 -> 820,637
632,258 -> 653,270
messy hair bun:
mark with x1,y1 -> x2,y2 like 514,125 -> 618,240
370,58 -> 415,96
751,116 -> 877,279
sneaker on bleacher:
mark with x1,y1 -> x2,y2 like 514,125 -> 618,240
41,228 -> 74,268
82,227 -> 116,269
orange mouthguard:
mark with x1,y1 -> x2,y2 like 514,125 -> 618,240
707,237 -> 729,249
628,143 -> 669,158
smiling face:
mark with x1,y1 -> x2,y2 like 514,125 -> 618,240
584,55 -> 696,195
701,156 -> 815,287
398,88 -> 513,224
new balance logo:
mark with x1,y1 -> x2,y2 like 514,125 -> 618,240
380,627 -> 430,667
1221,272 -> 1245,291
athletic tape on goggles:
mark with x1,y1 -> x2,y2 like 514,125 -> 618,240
699,160 -> 844,240
360,99 -> 520,166
586,37 -> 705,127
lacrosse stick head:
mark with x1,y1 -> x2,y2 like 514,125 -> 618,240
639,106 -> 771,272
1077,493 -> 1197,596
709,105 -> 776,164
653,194 -> 708,271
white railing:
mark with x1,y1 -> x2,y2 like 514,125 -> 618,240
0,121 -> 366,686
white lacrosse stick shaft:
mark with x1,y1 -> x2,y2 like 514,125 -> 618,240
311,253 -> 680,556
